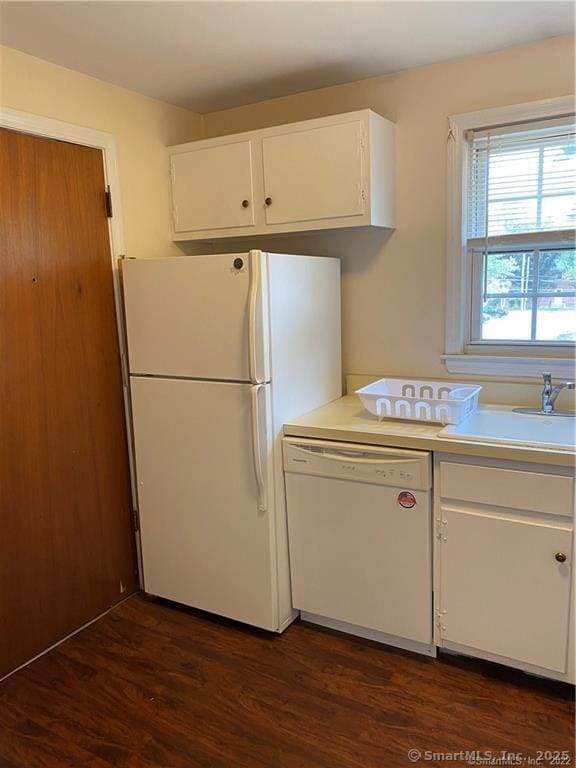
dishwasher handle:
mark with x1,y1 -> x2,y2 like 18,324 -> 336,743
289,444 -> 421,466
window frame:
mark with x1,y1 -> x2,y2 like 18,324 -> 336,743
444,96 -> 576,379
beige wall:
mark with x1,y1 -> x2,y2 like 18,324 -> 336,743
201,35 -> 576,386
0,45 -> 202,259
1,38 -> 574,404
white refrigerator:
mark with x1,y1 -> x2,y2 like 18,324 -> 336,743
122,250 -> 341,632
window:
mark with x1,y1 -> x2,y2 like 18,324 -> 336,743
444,98 -> 576,378
467,120 -> 576,345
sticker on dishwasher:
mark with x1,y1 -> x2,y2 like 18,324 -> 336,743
397,491 -> 417,509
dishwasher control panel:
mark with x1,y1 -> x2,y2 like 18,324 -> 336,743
283,438 -> 431,491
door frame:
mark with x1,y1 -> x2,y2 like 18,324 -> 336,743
0,106 -> 142,585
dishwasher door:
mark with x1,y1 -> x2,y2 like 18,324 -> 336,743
283,438 -> 432,646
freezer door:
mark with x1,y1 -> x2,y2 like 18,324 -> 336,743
130,376 -> 278,630
122,253 -> 269,382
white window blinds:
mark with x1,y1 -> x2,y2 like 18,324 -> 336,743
467,116 -> 576,248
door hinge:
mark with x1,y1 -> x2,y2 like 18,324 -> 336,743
436,608 -> 447,636
132,509 -> 140,532
436,517 -> 447,542
120,351 -> 128,389
105,186 -> 113,218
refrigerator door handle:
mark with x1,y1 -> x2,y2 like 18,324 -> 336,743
251,384 -> 267,512
248,250 -> 264,385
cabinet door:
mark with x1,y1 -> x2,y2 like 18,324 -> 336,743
170,139 -> 255,233
262,121 -> 365,226
440,509 -> 573,672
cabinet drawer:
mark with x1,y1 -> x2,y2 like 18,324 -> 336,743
440,462 -> 574,517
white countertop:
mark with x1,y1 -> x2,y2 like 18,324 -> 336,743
283,396 -> 576,467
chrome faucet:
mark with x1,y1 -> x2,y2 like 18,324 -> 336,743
541,372 -> 575,414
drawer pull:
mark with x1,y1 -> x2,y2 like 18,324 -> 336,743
555,552 -> 567,563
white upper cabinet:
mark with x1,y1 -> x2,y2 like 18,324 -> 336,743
262,121 -> 365,226
168,110 -> 395,241
170,139 -> 255,234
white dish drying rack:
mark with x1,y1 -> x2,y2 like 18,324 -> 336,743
356,378 -> 482,425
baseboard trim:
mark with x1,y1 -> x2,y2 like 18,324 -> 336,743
439,640 -> 574,684
276,610 -> 299,634
300,611 -> 437,657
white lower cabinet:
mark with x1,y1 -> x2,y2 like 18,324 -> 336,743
435,456 -> 575,681
439,509 -> 572,671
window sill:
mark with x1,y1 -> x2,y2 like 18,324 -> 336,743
442,355 -> 575,379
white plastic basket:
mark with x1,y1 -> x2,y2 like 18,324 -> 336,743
356,378 -> 482,425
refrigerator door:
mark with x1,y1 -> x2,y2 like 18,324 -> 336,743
130,375 -> 277,630
122,252 -> 269,383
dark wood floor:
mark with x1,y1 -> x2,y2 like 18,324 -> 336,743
0,595 -> 573,768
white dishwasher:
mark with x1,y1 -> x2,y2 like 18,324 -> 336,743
283,437 -> 434,656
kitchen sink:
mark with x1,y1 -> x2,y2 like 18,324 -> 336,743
440,409 -> 575,451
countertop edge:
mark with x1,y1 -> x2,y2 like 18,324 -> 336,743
282,423 -> 576,468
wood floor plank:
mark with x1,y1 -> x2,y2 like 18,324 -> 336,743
0,594 -> 573,768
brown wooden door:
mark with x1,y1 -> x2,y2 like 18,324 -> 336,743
0,128 -> 138,677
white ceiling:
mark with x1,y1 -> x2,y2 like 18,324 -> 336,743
0,1 -> 573,113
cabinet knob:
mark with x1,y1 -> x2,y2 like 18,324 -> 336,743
241,199 -> 249,208
555,552 -> 567,563
265,197 -> 273,206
